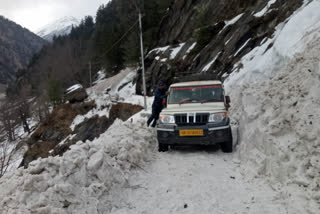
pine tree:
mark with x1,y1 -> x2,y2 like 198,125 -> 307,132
47,76 -> 63,105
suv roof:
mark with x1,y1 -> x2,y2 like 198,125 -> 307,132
170,80 -> 222,88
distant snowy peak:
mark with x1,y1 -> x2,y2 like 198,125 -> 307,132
36,16 -> 80,41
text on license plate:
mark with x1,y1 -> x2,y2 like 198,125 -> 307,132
179,129 -> 204,136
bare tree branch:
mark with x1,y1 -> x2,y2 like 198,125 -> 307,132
0,140 -> 17,178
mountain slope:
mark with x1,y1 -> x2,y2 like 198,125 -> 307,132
36,16 -> 80,41
137,0 -> 303,94
0,70 -> 295,213
1,0 -> 320,213
0,16 -> 46,84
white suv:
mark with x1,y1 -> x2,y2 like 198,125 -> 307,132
157,80 -> 232,153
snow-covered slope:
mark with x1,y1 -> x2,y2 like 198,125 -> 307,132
1,1 -> 320,214
225,1 -> 320,212
36,16 -> 80,41
0,120 -> 156,214
0,69 -> 307,214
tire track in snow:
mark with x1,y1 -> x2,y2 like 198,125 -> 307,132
112,147 -> 289,214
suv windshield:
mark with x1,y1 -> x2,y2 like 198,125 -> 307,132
168,85 -> 223,104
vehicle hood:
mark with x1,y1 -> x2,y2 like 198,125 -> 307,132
162,102 -> 226,114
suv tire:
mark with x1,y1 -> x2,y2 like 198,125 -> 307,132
221,127 -> 233,153
158,143 -> 169,152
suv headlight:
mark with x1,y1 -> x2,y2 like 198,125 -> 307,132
208,113 -> 227,123
159,115 -> 175,124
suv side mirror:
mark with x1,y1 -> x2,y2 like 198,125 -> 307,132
225,96 -> 231,104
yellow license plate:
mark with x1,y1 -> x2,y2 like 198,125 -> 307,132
179,129 -> 204,136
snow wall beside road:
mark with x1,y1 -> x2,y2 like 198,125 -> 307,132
225,1 -> 320,212
0,120 -> 156,214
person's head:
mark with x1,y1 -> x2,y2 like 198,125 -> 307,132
158,80 -> 165,89
191,87 -> 198,98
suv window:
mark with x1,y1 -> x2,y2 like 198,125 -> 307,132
168,85 -> 223,104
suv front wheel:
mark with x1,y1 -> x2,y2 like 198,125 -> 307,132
221,127 -> 233,153
158,142 -> 169,152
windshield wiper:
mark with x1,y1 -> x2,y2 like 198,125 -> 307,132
202,99 -> 222,103
179,99 -> 193,105
178,99 -> 221,105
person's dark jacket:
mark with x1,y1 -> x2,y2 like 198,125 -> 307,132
152,87 -> 167,111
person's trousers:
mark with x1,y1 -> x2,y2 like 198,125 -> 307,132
147,108 -> 161,127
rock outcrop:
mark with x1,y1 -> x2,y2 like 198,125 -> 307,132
109,103 -> 144,122
21,101 -> 143,167
71,115 -> 111,143
21,104 -> 76,168
137,0 -> 303,94
64,86 -> 88,103
20,102 -> 95,168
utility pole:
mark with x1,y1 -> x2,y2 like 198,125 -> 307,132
89,61 -> 92,87
139,10 -> 147,111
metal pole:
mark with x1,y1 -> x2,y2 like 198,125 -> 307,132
89,61 -> 92,87
139,11 -> 147,110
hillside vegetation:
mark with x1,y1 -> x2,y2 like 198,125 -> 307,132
0,16 -> 46,84
8,0 -> 171,101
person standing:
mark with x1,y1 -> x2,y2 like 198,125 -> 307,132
147,81 -> 169,127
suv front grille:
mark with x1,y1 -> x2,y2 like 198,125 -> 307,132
175,113 -> 209,126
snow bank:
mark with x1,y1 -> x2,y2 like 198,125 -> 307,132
0,67 -> 156,213
225,8 -> 320,213
225,1 -> 320,87
223,3 -> 320,212
273,0 -> 320,58
0,120 -> 156,214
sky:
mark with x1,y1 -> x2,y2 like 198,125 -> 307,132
0,0 -> 109,32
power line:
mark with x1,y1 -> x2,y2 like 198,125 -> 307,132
89,0 -> 146,66
96,19 -> 140,63
90,16 -> 143,66
87,1 -> 148,110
